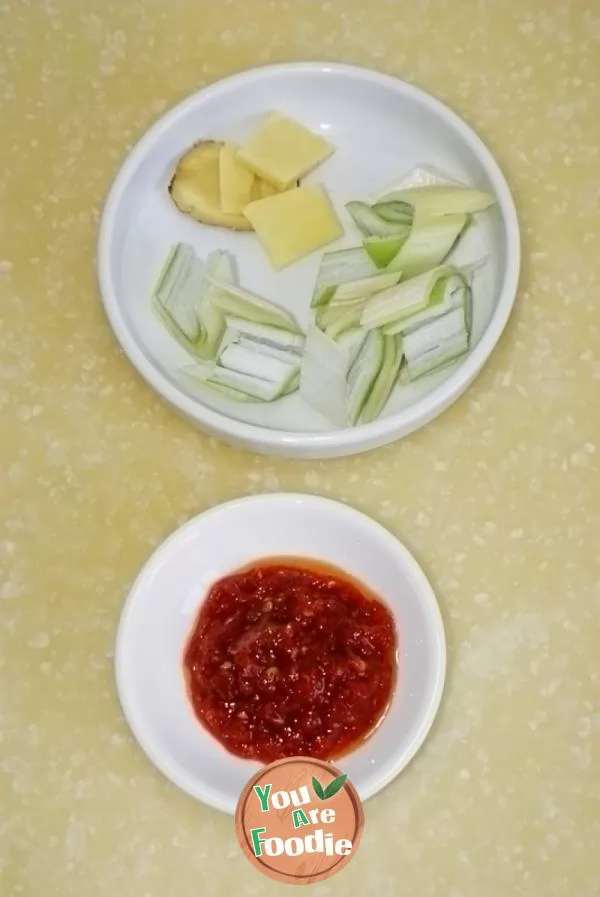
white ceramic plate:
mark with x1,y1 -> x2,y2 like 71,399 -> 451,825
99,62 -> 519,458
115,494 -> 446,814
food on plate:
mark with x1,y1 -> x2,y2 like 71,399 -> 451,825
347,201 -> 469,279
346,201 -> 413,239
169,140 -> 293,230
376,183 -> 496,216
250,176 -> 279,200
360,334 -> 404,422
316,298 -> 367,341
183,310 -> 304,403
157,162 -> 496,423
218,143 -> 255,214
237,112 -> 334,190
207,276 -> 301,332
311,246 -> 400,308
184,328 -> 302,402
363,234 -> 408,267
402,303 -> 468,381
152,243 -> 304,402
152,243 -> 232,360
299,326 -> 403,427
296,168 -> 496,425
183,285 -> 304,401
169,113 -> 335,260
244,184 -> 343,269
363,265 -> 472,380
385,212 -> 469,280
169,141 -> 252,230
346,173 -> 495,278
361,264 -> 469,332
183,559 -> 396,762
300,262 -> 473,425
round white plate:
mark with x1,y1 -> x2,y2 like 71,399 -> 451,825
115,494 -> 446,814
99,62 -> 519,458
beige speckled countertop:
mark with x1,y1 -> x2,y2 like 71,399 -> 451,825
2,1 -> 600,895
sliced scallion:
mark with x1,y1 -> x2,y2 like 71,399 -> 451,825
347,330 -> 385,425
221,316 -> 305,358
311,247 -> 380,307
363,234 -> 408,268
207,277 -> 301,332
371,200 -> 413,223
183,364 -> 295,402
362,265 -> 457,330
218,344 -> 296,383
322,301 -> 367,340
359,334 -> 403,423
386,213 -> 469,279
382,272 -> 470,335
213,315 -> 303,400
179,366 -> 257,402
380,185 -> 495,217
152,243 -> 231,360
328,269 -> 403,305
299,326 -> 367,427
374,164 -> 477,198
403,306 -> 469,381
345,201 -> 411,237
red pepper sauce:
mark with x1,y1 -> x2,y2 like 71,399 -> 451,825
183,559 -> 396,763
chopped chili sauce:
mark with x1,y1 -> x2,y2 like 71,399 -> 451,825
183,559 -> 396,762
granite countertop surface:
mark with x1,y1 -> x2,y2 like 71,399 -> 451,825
2,1 -> 599,895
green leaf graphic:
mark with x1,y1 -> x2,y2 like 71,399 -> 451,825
323,774 -> 348,800
312,776 -> 326,800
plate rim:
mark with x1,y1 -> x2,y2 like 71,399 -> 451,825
98,61 -> 520,456
114,492 -> 447,813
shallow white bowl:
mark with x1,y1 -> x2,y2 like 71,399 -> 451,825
98,62 -> 519,458
115,494 -> 446,814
